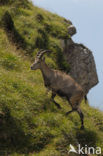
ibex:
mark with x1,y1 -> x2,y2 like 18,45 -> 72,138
31,50 -> 85,129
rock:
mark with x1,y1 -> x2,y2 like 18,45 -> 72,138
62,39 -> 99,94
68,25 -> 77,36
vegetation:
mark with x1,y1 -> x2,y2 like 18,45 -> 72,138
0,0 -> 70,71
0,0 -> 103,155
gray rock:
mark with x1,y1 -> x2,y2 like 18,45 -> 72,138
62,39 -> 99,94
68,25 -> 77,36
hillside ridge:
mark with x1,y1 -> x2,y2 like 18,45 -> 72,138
0,1 -> 103,156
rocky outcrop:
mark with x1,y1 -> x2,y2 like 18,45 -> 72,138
68,25 -> 77,36
61,26 -> 99,94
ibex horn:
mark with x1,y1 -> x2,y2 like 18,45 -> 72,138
37,50 -> 51,58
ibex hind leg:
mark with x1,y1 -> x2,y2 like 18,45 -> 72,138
51,92 -> 61,109
66,99 -> 84,129
65,98 -> 76,115
76,108 -> 84,130
66,107 -> 84,130
65,109 -> 76,116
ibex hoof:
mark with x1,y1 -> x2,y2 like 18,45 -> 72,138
80,125 -> 84,130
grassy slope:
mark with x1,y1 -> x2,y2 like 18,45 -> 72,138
0,1 -> 103,156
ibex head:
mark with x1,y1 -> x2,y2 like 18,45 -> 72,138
31,50 -> 51,70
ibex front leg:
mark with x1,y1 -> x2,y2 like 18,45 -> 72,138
51,92 -> 61,109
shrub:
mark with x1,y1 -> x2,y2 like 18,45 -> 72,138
35,28 -> 49,49
36,13 -> 44,23
2,11 -> 14,31
49,39 -> 70,72
0,0 -> 11,5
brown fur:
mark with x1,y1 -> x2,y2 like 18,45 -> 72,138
31,50 -> 85,129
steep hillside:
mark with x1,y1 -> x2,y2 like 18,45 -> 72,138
0,0 -> 70,72
0,1 -> 103,156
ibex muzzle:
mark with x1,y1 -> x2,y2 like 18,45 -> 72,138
31,57 -> 41,70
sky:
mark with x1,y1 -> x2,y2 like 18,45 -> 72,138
32,0 -> 103,110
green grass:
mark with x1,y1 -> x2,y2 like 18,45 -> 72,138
0,0 -> 70,72
0,1 -> 103,156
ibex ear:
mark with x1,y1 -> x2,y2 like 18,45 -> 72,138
42,56 -> 45,61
